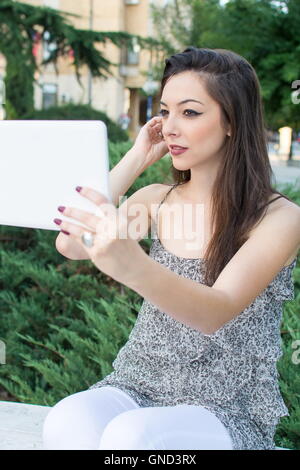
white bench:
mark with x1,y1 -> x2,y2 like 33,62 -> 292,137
0,400 -> 51,450
0,400 -> 290,450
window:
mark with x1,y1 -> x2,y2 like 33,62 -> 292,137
42,83 -> 58,109
43,0 -> 59,9
121,37 -> 140,65
0,75 -> 5,120
0,76 -> 5,106
42,31 -> 57,61
127,48 -> 139,65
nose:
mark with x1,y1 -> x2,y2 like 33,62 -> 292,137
161,115 -> 181,139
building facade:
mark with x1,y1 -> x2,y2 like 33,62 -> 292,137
0,0 -> 166,138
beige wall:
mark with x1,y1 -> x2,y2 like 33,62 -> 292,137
29,0 -> 126,121
1,0 -> 164,136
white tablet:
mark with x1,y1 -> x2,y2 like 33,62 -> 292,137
0,120 -> 111,231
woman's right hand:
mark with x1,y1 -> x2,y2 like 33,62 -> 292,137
55,231 -> 89,260
131,116 -> 169,169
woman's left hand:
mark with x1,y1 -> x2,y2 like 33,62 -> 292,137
54,186 -> 147,286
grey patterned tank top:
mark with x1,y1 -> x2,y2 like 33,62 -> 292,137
89,183 -> 297,428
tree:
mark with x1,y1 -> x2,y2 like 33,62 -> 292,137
150,0 -> 300,141
0,0 -> 165,118
217,0 -> 300,135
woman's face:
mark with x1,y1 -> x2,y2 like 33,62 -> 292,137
160,70 -> 230,170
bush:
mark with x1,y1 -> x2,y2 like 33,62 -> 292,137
22,104 -> 130,143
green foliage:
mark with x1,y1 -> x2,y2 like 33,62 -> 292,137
276,301 -> 300,450
23,104 -> 130,143
150,0 -> 300,131
0,247 -> 140,405
5,57 -> 35,118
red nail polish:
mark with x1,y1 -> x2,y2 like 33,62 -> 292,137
58,206 -> 65,213
61,230 -> 70,236
54,218 -> 62,225
76,186 -> 82,192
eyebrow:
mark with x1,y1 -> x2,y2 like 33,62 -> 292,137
160,99 -> 204,106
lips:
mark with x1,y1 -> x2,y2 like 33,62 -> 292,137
169,145 -> 188,156
169,145 -> 188,150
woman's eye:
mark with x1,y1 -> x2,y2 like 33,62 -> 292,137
183,109 -> 200,116
158,109 -> 201,117
158,109 -> 168,116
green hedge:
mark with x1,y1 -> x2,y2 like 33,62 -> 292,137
0,145 -> 299,449
22,104 -> 130,143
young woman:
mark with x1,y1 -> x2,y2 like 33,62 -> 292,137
43,47 -> 300,450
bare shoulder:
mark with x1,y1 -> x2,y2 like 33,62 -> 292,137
251,195 -> 300,229
126,183 -> 169,206
145,183 -> 173,199
118,183 -> 166,206
265,195 -> 300,224
116,184 -> 168,242
253,196 -> 300,266
144,183 -> 175,222
118,183 -> 170,223
268,193 -> 300,212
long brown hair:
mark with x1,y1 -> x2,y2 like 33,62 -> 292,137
160,46 -> 292,286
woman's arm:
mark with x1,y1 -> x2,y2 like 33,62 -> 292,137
56,148 -> 147,260
109,148 -> 148,207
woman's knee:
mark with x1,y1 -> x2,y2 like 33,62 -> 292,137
98,407 -> 151,450
98,405 -> 233,450
42,387 -> 140,450
98,406 -> 179,450
42,390 -> 95,449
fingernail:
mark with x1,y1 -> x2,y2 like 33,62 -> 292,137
76,186 -> 82,192
54,218 -> 62,225
58,206 -> 65,213
61,230 -> 70,236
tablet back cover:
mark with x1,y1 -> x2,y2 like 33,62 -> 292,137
0,120 -> 111,231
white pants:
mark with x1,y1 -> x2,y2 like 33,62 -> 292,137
42,386 -> 233,450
